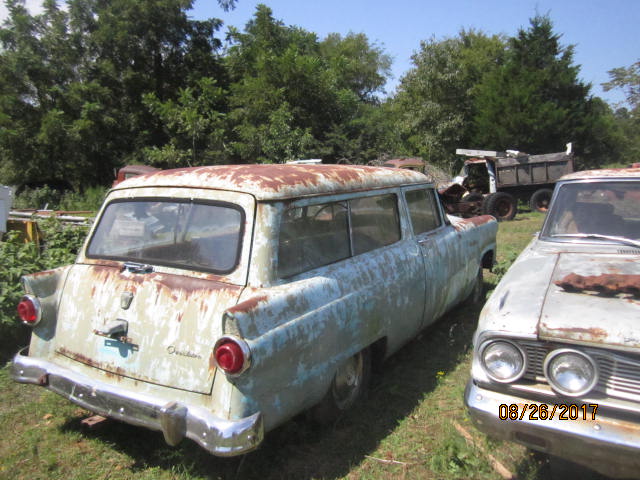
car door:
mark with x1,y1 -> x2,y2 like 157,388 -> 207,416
404,186 -> 460,326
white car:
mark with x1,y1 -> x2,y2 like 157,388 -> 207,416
465,167 -> 640,478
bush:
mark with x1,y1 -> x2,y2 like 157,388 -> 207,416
13,185 -> 107,211
0,218 -> 88,361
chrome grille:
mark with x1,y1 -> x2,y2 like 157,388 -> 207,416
617,248 -> 640,255
518,341 -> 640,403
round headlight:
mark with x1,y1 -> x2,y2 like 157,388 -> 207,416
544,349 -> 598,397
481,340 -> 525,383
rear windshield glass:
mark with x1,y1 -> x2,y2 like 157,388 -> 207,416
87,199 -> 243,273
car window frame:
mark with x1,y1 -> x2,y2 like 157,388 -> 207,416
402,185 -> 446,237
85,196 -> 246,275
277,189 -> 405,279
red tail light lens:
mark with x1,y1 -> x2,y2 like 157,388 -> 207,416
17,295 -> 41,326
214,337 -> 250,375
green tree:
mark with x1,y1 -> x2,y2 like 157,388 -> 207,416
604,61 -> 640,110
603,61 -> 640,165
225,5 -> 392,163
143,77 -> 227,168
393,30 -> 505,171
472,15 -> 615,167
0,0 -> 228,188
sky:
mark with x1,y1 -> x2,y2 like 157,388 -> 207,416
2,0 -> 638,105
190,0 -> 639,105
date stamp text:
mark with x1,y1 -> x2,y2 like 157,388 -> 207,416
498,403 -> 598,421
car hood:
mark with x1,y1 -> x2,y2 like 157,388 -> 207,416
479,243 -> 640,352
539,253 -> 640,351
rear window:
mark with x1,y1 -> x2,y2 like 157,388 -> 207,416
87,199 -> 244,274
278,193 -> 400,278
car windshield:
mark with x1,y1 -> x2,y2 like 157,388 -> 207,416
87,199 -> 243,274
541,181 -> 640,244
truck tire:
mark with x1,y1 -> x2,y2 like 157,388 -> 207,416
529,188 -> 553,212
482,192 -> 517,221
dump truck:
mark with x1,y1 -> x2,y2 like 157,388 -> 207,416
438,144 -> 574,221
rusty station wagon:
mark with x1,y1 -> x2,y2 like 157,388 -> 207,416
12,164 -> 497,456
465,167 -> 640,478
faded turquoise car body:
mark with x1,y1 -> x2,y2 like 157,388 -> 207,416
12,164 -> 497,455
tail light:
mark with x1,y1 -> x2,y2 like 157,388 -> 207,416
213,336 -> 251,375
17,295 -> 41,326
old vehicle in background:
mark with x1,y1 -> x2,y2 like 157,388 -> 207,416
12,164 -> 497,456
439,145 -> 574,221
465,167 -> 640,478
112,164 -> 160,187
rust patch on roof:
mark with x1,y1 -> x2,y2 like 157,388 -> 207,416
116,164 -> 429,200
555,273 -> 640,298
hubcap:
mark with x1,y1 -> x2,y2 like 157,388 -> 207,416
332,353 -> 363,410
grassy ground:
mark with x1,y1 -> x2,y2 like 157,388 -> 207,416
0,212 -> 550,480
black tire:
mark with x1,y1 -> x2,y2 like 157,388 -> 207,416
529,188 -> 553,212
311,348 -> 371,423
482,192 -> 517,221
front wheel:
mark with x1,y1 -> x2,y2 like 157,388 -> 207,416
311,349 -> 371,423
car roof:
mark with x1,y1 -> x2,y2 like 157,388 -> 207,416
112,164 -> 432,200
560,167 -> 640,181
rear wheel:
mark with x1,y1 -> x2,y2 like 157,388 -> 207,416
529,188 -> 553,212
482,192 -> 517,221
311,348 -> 371,423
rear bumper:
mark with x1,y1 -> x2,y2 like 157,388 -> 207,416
11,347 -> 263,456
464,380 -> 640,479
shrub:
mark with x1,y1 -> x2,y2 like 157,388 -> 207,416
0,218 -> 88,361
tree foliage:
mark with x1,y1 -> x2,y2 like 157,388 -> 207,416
224,5 -> 393,163
603,60 -> 640,165
0,5 -> 627,187
395,15 -> 619,171
473,16 -> 592,156
0,0 -> 227,187
393,29 -> 505,170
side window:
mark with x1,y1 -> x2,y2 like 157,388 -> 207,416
406,188 -> 442,235
278,201 -> 350,278
351,194 -> 400,255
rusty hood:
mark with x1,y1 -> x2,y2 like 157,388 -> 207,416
53,264 -> 243,393
538,253 -> 640,351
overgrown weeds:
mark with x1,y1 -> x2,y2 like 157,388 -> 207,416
0,218 -> 88,361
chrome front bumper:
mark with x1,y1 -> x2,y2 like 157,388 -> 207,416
465,380 -> 640,479
11,348 -> 263,456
